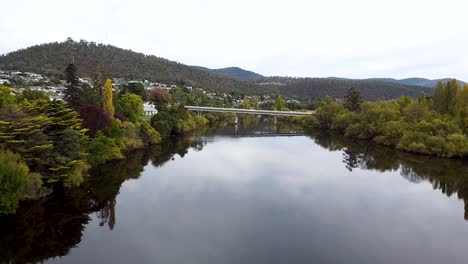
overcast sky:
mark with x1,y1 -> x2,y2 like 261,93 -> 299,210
1,0 -> 467,80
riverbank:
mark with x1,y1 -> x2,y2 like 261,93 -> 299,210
302,89 -> 468,159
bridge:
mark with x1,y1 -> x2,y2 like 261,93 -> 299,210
185,106 -> 313,117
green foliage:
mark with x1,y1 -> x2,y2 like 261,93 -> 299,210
314,98 -> 345,129
0,149 -> 42,215
121,82 -> 148,101
150,107 -> 208,137
20,89 -> 49,101
117,93 -> 144,122
275,95 -> 285,111
64,63 -> 83,109
307,83 -> 468,158
0,100 -> 88,185
0,86 -> 16,109
344,87 -> 362,111
139,121 -> 161,145
87,131 -> 124,165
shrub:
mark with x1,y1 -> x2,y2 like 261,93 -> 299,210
0,149 -> 42,215
87,132 -> 124,165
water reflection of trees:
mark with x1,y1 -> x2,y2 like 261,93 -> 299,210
0,136 -> 206,263
309,130 -> 468,220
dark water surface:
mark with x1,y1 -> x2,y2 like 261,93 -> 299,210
1,123 -> 468,264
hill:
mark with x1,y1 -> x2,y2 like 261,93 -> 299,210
0,39 -> 266,95
366,78 -> 465,88
0,39 -> 434,100
260,77 -> 432,100
193,66 -> 264,81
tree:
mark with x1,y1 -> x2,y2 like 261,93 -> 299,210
344,87 -> 362,112
121,82 -> 148,101
0,86 -> 16,109
149,88 -> 172,110
87,132 -> 124,165
275,95 -> 285,111
79,104 -> 112,135
242,96 -> 251,109
253,96 -> 260,109
0,149 -> 42,215
21,89 -> 49,101
64,63 -> 83,109
117,93 -> 144,123
102,79 -> 114,119
0,100 -> 87,186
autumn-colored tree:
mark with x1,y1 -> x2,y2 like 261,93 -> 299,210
252,96 -> 259,109
102,79 -> 114,119
149,88 -> 172,110
79,104 -> 112,135
242,96 -> 251,109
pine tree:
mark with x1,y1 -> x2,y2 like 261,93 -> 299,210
344,87 -> 362,112
64,63 -> 83,109
102,79 -> 114,119
0,101 -> 88,186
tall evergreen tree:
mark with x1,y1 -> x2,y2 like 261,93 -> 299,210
344,87 -> 363,112
64,63 -> 83,109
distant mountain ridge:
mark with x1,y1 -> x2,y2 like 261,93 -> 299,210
368,78 -> 466,88
193,66 -> 264,81
328,77 -> 466,88
0,39 -> 436,100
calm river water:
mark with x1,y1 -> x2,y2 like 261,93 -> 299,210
1,122 -> 468,264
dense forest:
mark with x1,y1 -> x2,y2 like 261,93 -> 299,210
0,39 -> 433,100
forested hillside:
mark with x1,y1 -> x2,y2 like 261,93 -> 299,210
367,78 -> 466,88
261,77 -> 432,100
0,39 -> 433,100
0,39 -> 265,95
194,66 -> 264,81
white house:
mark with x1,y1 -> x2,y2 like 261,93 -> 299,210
143,103 -> 158,116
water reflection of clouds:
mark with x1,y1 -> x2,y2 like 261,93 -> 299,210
54,135 -> 468,264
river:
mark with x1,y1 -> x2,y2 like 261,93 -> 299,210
1,121 -> 468,264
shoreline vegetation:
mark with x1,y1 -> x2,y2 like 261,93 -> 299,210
302,81 -> 468,159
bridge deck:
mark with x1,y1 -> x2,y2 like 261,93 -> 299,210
185,106 -> 313,117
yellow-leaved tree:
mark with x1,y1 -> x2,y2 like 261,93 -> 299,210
102,79 -> 114,119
